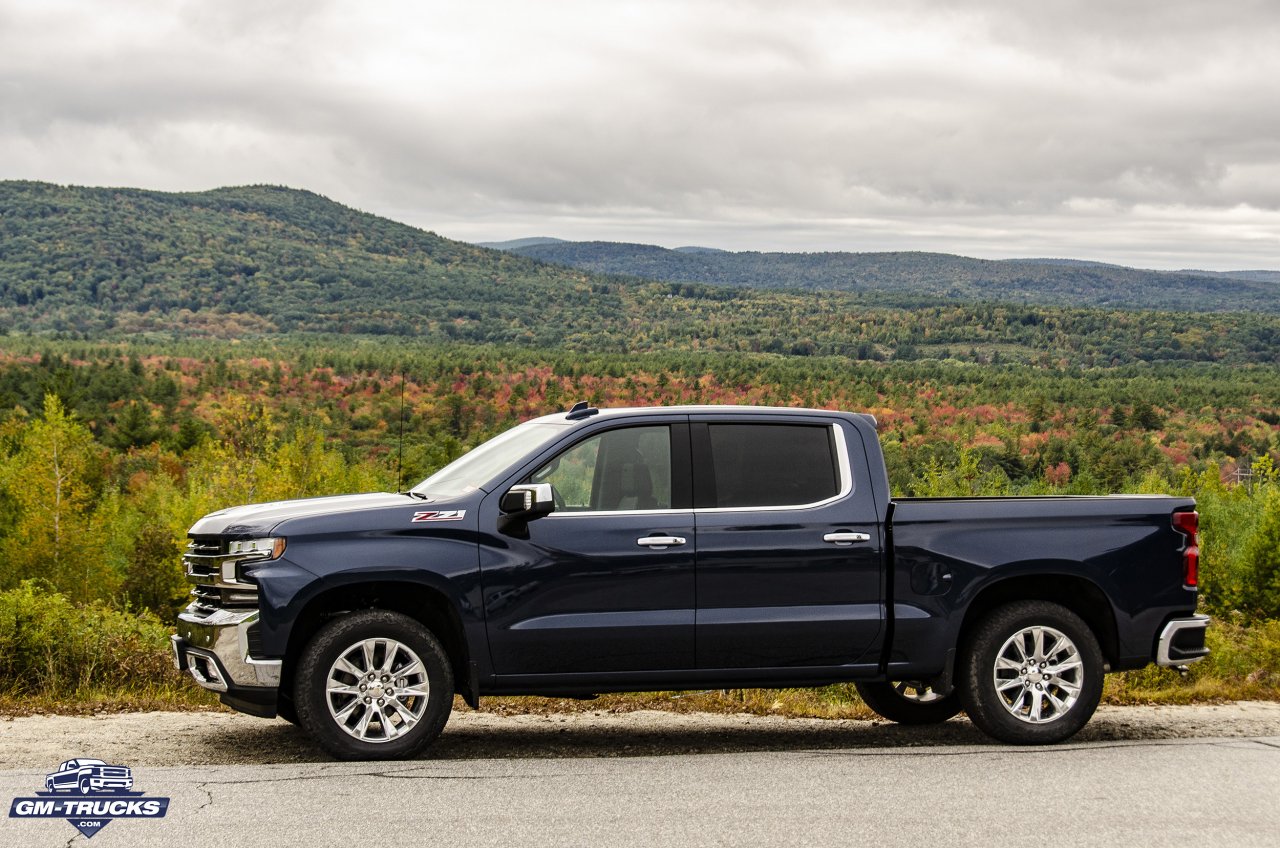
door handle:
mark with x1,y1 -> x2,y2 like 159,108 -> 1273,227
637,535 -> 687,549
823,531 -> 871,545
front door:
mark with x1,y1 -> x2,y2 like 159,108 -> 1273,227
691,416 -> 884,669
480,421 -> 696,674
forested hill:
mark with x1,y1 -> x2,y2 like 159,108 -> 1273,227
3,181 -> 1280,366
500,240 -> 1280,313
0,180 -> 622,338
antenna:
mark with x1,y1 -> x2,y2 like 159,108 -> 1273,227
565,400 -> 600,420
396,367 -> 407,493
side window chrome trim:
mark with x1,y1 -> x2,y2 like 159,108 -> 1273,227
696,422 -> 853,514
545,508 -> 694,518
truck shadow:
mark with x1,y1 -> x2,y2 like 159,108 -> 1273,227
429,717 -> 990,759
192,708 -> 1224,763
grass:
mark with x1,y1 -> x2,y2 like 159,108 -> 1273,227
467,687 -> 881,720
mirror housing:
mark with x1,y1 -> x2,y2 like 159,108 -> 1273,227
500,483 -> 555,521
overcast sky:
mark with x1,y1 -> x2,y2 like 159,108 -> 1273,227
3,0 -> 1279,270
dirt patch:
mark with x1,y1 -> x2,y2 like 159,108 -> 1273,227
2,701 -> 1279,767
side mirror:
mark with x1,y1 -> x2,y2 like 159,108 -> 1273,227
500,483 -> 555,521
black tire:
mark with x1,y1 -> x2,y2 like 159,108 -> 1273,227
294,609 -> 454,760
959,600 -> 1104,745
855,680 -> 962,725
78,776 -> 91,795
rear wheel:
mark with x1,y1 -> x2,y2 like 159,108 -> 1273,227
855,680 -> 962,725
294,609 -> 454,760
959,601 -> 1104,745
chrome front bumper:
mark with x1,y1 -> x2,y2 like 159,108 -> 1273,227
173,607 -> 281,692
1156,614 -> 1211,667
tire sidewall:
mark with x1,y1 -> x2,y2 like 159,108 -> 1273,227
960,601 -> 1104,745
855,680 -> 963,725
294,610 -> 454,760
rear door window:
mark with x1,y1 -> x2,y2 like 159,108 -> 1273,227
705,423 -> 840,508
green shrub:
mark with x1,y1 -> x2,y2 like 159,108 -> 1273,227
0,580 -> 181,697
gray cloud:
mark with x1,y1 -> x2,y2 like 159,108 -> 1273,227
2,0 -> 1278,269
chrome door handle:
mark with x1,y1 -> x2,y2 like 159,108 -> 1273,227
637,535 -> 687,549
823,532 -> 871,545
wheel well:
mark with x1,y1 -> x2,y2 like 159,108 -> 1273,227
281,581 -> 473,706
957,574 -> 1120,669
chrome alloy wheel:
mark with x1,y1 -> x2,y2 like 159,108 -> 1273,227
891,681 -> 948,703
325,638 -> 430,743
993,625 -> 1083,724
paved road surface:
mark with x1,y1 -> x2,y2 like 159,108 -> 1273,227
2,715 -> 1277,847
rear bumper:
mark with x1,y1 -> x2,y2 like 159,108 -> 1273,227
1156,614 -> 1211,667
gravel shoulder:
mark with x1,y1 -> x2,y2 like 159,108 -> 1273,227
3,701 -> 1280,767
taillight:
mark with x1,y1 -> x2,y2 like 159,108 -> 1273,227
1173,510 -> 1199,587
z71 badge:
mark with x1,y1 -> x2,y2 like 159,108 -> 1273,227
411,510 -> 466,522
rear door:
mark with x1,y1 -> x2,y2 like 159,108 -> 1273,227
691,414 -> 884,669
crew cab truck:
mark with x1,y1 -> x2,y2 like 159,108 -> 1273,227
172,404 -> 1209,759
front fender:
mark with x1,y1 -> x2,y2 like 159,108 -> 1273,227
252,529 -> 485,665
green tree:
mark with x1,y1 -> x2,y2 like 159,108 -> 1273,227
116,473 -> 190,618
107,401 -> 159,450
1241,458 -> 1280,619
0,395 -> 116,602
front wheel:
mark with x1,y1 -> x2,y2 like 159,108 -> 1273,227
855,680 -> 962,725
959,600 -> 1104,745
294,609 -> 454,760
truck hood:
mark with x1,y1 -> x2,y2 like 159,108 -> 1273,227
188,492 -> 417,537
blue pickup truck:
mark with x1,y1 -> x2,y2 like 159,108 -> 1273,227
173,404 -> 1209,759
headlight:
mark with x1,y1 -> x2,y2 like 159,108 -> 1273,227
228,538 -> 286,558
222,538 -> 286,583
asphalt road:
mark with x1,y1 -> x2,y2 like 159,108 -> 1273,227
3,729 -> 1278,847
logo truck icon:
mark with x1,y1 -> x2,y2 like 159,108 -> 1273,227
43,759 -> 134,795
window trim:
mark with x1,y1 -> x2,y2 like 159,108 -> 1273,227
693,421 -> 853,514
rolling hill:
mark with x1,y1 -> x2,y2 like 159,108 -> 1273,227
496,240 -> 1280,313
2,181 -> 1279,366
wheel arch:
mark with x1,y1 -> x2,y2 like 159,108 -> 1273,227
957,573 -> 1120,670
282,579 -> 476,708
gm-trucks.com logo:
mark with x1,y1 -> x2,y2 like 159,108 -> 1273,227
8,758 -> 169,838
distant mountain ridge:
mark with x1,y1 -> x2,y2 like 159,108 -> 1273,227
475,237 -> 568,250
1014,257 -> 1280,284
491,240 -> 1279,313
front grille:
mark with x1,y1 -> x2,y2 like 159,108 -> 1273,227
189,584 -> 259,614
184,535 -> 261,616
183,537 -> 225,583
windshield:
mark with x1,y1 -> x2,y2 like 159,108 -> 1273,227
410,421 -> 568,499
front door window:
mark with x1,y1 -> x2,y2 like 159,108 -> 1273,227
532,425 -> 672,511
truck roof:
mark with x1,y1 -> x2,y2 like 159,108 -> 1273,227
531,404 -> 879,429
